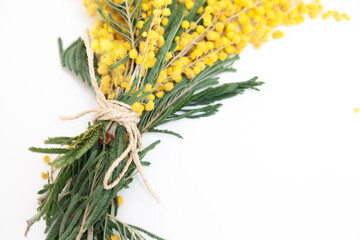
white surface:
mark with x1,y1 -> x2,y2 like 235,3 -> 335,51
0,1 -> 360,239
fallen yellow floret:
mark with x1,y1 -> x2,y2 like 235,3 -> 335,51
272,30 -> 285,39
43,155 -> 50,163
41,172 -> 48,180
116,195 -> 124,206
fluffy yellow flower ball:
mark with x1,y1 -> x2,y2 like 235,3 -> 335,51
129,49 -> 138,59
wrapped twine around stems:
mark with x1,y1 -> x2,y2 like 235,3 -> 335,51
60,29 -> 160,203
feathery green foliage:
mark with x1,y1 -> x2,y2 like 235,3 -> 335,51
97,0 -> 142,48
58,38 -> 100,92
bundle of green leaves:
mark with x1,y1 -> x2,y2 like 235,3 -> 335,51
27,11 -> 262,240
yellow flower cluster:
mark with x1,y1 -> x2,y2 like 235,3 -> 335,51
83,0 -> 98,16
90,19 -> 132,100
84,0 -> 348,115
322,10 -> 350,21
85,0 -> 172,115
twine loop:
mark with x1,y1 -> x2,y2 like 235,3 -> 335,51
92,100 -> 140,125
60,29 -> 160,203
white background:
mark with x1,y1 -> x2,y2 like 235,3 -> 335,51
0,0 -> 359,239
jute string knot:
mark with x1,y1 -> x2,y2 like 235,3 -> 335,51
59,29 -> 160,203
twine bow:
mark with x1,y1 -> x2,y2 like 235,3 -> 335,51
60,29 -> 160,203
